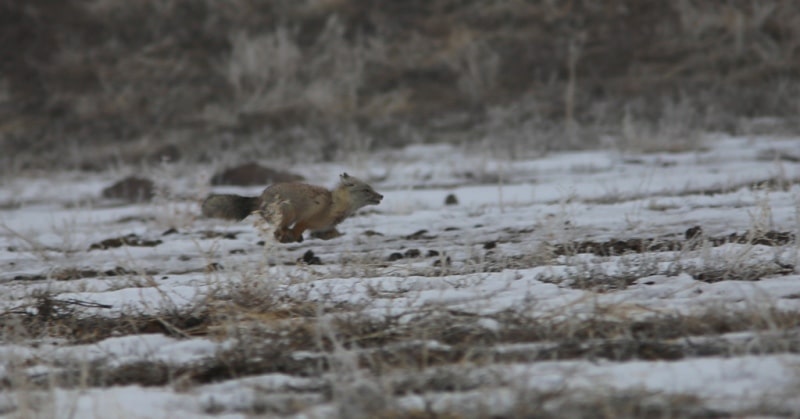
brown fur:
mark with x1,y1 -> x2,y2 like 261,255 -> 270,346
201,194 -> 259,220
201,173 -> 382,243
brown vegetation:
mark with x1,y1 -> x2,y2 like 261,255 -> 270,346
2,0 -> 799,170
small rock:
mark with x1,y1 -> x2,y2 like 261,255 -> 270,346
299,250 -> 322,265
444,193 -> 459,205
483,241 -> 497,250
685,226 -> 703,240
388,252 -> 404,261
102,177 -> 155,202
404,248 -> 421,258
433,256 -> 452,267
105,267 -> 131,276
426,250 -> 440,257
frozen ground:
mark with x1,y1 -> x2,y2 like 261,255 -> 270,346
1,136 -> 800,418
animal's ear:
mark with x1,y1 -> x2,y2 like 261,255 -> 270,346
339,172 -> 354,186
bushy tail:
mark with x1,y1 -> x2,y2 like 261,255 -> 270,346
201,194 -> 259,220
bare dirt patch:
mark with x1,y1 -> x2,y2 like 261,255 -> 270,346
88,234 -> 163,250
551,228 -> 795,258
11,266 -> 137,282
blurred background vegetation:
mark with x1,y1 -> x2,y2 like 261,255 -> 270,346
2,0 -> 799,171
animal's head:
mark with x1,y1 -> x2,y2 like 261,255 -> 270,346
340,172 -> 383,206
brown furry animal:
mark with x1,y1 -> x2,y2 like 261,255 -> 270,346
201,173 -> 382,243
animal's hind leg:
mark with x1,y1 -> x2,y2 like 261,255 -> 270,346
283,222 -> 309,243
261,201 -> 299,243
310,228 -> 342,240
274,228 -> 302,243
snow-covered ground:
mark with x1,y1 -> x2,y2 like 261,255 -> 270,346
2,136 -> 800,418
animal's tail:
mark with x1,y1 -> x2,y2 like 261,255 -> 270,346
201,194 -> 259,220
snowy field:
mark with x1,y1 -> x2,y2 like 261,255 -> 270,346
2,136 -> 800,418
